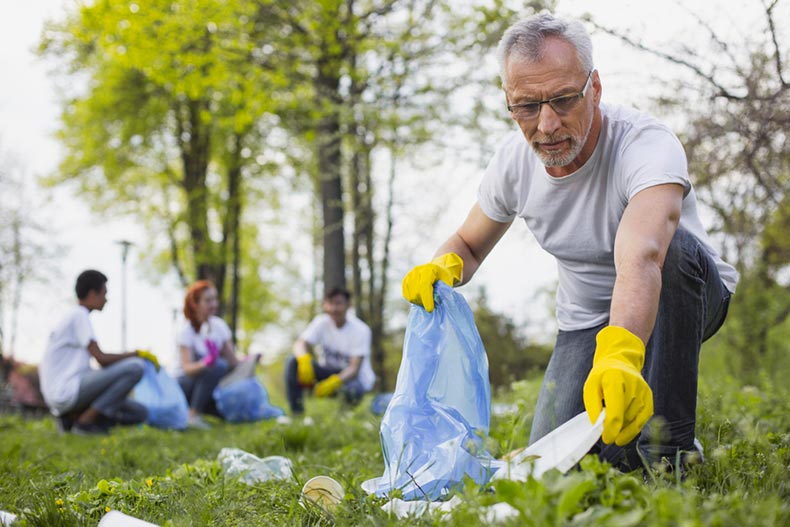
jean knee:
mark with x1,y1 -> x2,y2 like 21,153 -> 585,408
207,359 -> 229,379
125,357 -> 147,382
661,227 -> 705,282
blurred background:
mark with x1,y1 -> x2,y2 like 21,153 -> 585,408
1,0 -> 788,399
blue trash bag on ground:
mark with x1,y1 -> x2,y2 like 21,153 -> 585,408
370,392 -> 394,415
213,377 -> 285,423
362,282 -> 497,500
132,361 -> 188,430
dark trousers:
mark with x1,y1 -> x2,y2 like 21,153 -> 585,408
72,357 -> 148,425
178,358 -> 229,416
529,227 -> 731,469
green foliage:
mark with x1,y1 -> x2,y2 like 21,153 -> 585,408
472,290 -> 552,388
39,0 -> 288,339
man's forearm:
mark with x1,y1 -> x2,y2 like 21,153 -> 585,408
293,340 -> 311,357
435,234 -> 478,286
608,258 -> 663,344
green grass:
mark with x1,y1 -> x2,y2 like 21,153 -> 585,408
1,367 -> 789,526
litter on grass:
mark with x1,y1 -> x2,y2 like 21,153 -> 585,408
491,410 -> 604,481
301,475 -> 344,511
98,510 -> 159,526
382,497 -> 519,523
218,447 -> 294,484
0,510 -> 17,527
373,411 -> 604,518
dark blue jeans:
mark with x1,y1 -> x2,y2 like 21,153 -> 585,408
530,227 -> 731,469
284,356 -> 367,414
73,357 -> 148,425
178,358 -> 229,416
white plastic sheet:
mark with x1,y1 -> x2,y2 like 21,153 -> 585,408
98,511 -> 159,527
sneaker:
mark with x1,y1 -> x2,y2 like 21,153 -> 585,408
187,415 -> 211,430
72,421 -> 109,436
56,414 -> 75,434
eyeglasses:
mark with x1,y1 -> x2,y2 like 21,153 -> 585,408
507,71 -> 593,120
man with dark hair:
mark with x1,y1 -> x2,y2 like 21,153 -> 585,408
39,270 -> 159,434
284,287 -> 375,414
402,13 -> 736,472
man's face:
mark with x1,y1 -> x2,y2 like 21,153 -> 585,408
322,295 -> 350,327
86,284 -> 108,311
504,37 -> 600,174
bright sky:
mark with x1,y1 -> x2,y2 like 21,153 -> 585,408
0,0 -> 774,366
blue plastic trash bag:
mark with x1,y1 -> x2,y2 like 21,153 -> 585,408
370,392 -> 394,415
213,377 -> 285,423
132,361 -> 188,430
362,282 -> 497,500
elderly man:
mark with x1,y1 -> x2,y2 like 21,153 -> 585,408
402,13 -> 737,471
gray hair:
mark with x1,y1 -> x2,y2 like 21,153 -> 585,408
496,13 -> 593,90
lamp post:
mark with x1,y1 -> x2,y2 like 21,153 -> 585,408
115,240 -> 133,351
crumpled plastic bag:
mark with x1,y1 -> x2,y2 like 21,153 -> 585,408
218,447 -> 293,484
132,361 -> 188,430
362,282 -> 497,500
213,377 -> 285,423
0,509 -> 17,527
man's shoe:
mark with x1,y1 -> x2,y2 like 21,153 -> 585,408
72,421 -> 109,436
56,414 -> 75,434
187,415 -> 211,430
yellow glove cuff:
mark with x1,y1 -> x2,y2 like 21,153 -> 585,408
431,252 -> 464,287
593,326 -> 646,369
296,354 -> 316,386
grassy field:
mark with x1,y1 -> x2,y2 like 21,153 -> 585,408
1,356 -> 789,526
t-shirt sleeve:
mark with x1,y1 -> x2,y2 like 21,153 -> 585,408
213,317 -> 233,345
299,316 -> 325,346
347,322 -> 372,358
477,133 -> 523,223
619,126 -> 691,201
176,323 -> 194,348
73,310 -> 95,349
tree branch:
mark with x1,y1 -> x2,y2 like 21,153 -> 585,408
763,0 -> 788,87
588,20 -> 746,100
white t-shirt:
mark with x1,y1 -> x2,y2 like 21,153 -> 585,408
39,306 -> 96,415
170,315 -> 233,377
300,314 -> 376,391
477,103 -> 739,331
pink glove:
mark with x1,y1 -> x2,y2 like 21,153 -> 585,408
202,339 -> 220,367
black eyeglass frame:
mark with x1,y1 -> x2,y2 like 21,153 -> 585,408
507,70 -> 593,119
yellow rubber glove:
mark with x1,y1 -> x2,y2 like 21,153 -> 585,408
583,326 -> 654,446
296,354 -> 316,387
402,253 -> 464,312
136,349 -> 160,371
314,374 -> 343,397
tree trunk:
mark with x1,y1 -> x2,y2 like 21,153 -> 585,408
222,133 -> 244,344
177,97 -> 224,297
350,146 -> 367,319
315,59 -> 346,292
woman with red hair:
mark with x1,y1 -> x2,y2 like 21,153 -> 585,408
172,280 -> 239,429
